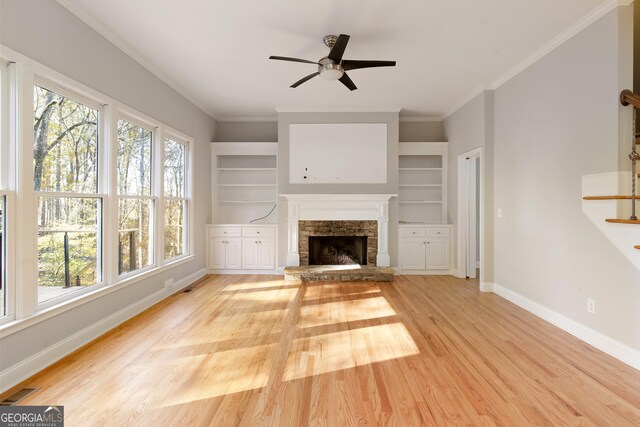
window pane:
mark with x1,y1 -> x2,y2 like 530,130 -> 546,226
33,86 -> 98,193
119,198 -> 153,274
164,138 -> 185,198
164,199 -> 186,260
0,196 -> 5,317
117,119 -> 152,196
37,197 -> 100,304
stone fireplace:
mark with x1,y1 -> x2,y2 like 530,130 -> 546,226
300,221 -> 377,266
281,194 -> 394,267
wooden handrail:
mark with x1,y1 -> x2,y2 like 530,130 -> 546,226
620,89 -> 640,108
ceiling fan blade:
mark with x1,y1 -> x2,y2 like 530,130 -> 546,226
269,56 -> 318,65
342,60 -> 396,71
328,34 -> 350,63
291,72 -> 320,88
339,73 -> 357,91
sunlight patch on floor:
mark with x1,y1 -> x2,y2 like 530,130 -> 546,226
157,343 -> 276,407
153,309 -> 287,349
303,283 -> 381,300
283,322 -> 419,381
222,280 -> 299,291
298,296 -> 397,329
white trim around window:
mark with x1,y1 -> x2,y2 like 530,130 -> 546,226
0,44 -> 196,336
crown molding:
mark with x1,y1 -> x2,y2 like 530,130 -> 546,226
55,0 -> 219,121
399,115 -> 443,122
441,86 -> 487,120
216,116 -> 278,122
275,107 -> 402,114
491,0 -> 625,90
442,0 -> 626,120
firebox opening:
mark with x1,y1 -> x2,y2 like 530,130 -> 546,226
308,236 -> 368,266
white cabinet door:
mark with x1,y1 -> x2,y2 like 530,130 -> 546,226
258,239 -> 275,269
208,237 -> 227,270
400,238 -> 426,270
426,239 -> 449,270
242,239 -> 260,270
225,238 -> 242,269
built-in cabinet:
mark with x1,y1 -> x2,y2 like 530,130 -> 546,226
206,225 -> 277,272
398,224 -> 453,274
398,143 -> 447,224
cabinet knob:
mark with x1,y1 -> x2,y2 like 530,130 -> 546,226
255,240 -> 258,244
412,231 -> 416,234
223,231 -> 227,234
257,231 -> 260,234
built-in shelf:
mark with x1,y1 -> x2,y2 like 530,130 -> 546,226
212,143 -> 279,224
398,143 -> 448,224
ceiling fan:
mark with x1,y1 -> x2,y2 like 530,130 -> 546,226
269,34 -> 396,91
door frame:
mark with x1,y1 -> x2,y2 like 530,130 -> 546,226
457,147 -> 484,284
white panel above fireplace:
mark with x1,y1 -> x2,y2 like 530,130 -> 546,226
289,123 -> 387,184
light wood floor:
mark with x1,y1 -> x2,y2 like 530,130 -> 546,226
4,275 -> 640,426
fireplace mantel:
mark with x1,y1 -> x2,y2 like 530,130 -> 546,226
280,194 -> 395,267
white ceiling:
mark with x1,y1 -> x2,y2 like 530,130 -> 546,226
58,0 -> 609,120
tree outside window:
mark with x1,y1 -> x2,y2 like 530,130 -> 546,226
117,119 -> 153,274
33,85 -> 101,304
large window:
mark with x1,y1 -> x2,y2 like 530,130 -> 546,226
33,84 -> 102,304
164,137 -> 188,260
117,118 -> 154,275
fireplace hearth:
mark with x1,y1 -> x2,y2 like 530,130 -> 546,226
309,236 -> 368,265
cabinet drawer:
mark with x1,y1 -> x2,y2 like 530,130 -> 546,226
426,228 -> 450,238
209,227 -> 241,237
242,227 -> 275,237
399,227 -> 426,238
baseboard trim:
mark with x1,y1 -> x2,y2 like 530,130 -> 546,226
493,283 -> 640,371
0,268 -> 207,394
479,282 -> 495,292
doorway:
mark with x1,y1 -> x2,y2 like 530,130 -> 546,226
457,148 -> 482,280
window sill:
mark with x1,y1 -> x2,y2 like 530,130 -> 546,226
0,254 -> 195,339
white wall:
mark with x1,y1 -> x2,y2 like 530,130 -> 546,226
0,0 -> 216,374
492,6 -> 640,350
444,92 -> 495,283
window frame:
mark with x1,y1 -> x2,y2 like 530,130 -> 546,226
0,60 -> 16,325
162,132 -> 192,263
32,77 -> 107,308
115,111 -> 158,280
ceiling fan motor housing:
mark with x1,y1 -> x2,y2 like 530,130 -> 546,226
318,57 -> 344,80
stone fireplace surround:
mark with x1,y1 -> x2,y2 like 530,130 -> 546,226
299,220 -> 377,266
281,194 -> 394,267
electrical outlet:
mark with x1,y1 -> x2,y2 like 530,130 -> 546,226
497,208 -> 502,218
587,298 -> 596,314
164,278 -> 174,289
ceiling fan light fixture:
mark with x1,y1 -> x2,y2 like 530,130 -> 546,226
318,59 -> 344,80
319,66 -> 344,81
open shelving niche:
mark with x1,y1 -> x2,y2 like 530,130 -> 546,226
398,142 -> 448,224
211,142 -> 278,224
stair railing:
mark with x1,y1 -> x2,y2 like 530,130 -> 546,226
619,90 -> 639,220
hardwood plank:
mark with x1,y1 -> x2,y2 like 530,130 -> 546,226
3,274 -> 639,426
